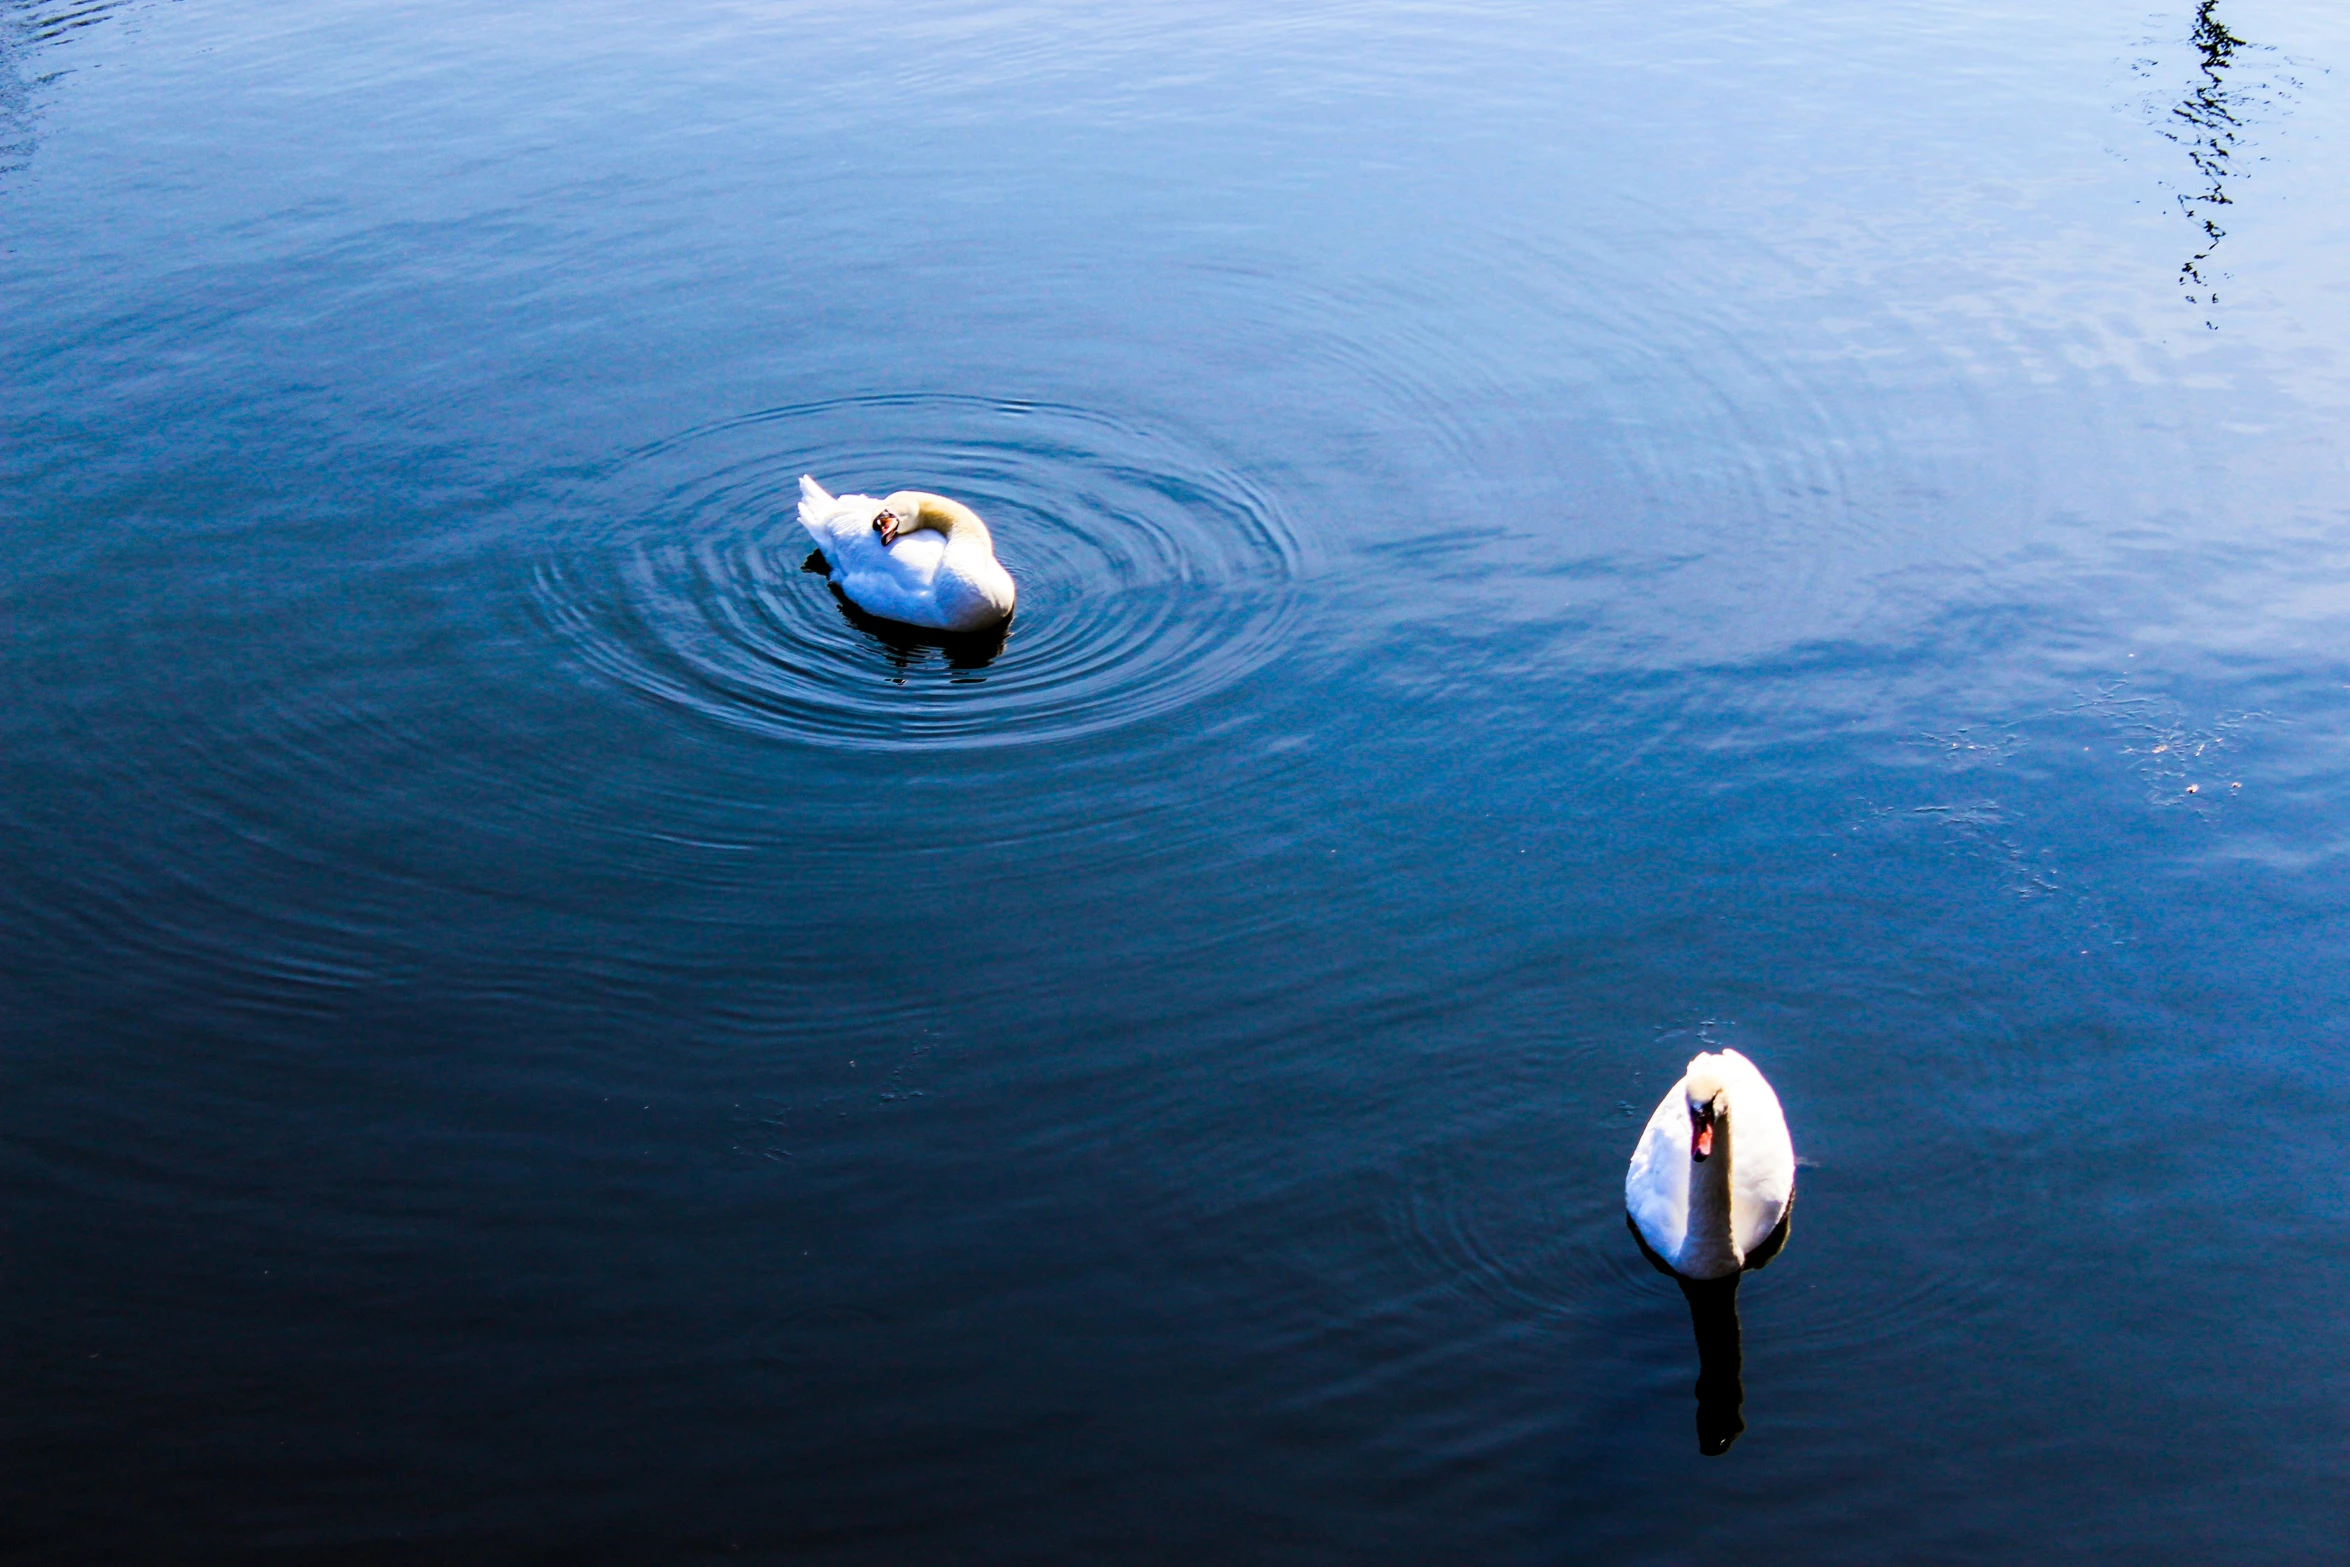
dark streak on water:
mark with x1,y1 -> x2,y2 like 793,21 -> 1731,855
4,2 -> 2350,1563
2139,0 -> 2300,324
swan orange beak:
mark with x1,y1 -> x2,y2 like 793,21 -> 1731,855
873,509 -> 900,545
1689,1106 -> 1716,1162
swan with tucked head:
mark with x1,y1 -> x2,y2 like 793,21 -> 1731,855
796,476 -> 1017,633
1625,1047 -> 1795,1281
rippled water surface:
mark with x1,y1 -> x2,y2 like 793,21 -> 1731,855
6,1 -> 2350,1561
538,394 -> 1307,747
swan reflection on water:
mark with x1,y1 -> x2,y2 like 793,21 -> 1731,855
1632,1206 -> 1791,1456
804,548 -> 1011,677
1623,1049 -> 1797,1456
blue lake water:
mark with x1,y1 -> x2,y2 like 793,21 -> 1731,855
5,0 -> 2349,1559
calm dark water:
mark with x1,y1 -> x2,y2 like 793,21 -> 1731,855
5,0 -> 2350,1560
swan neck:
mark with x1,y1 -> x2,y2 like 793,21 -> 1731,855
1682,1110 -> 1741,1277
913,495 -> 992,553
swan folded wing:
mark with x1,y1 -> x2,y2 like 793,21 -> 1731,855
1719,1048 -> 1795,1255
835,537 -> 951,625
798,478 -> 930,565
1624,1095 -> 1691,1261
796,475 -> 1013,632
798,478 -> 951,610
796,476 -> 855,550
1626,1048 -> 1794,1270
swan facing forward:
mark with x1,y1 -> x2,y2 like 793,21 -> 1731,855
1625,1048 -> 1795,1281
797,476 -> 1017,634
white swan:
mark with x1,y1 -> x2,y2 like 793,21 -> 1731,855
796,476 -> 1017,633
1625,1048 -> 1795,1281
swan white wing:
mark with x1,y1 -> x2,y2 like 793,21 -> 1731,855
1625,1052 -> 1794,1272
796,478 -> 934,574
796,476 -> 966,626
834,535 -> 952,625
796,476 -> 1014,632
797,476 -> 869,556
1718,1048 -> 1795,1255
1624,1078 -> 1691,1266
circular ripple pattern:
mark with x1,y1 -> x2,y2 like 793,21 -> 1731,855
535,395 -> 1307,750
1387,1128 -> 2004,1359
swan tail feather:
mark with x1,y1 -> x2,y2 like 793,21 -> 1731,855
797,476 -> 840,546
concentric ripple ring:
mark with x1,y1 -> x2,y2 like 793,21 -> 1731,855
534,395 -> 1309,750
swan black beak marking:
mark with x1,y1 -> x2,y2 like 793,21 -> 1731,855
873,509 -> 900,545
1689,1105 -> 1716,1162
